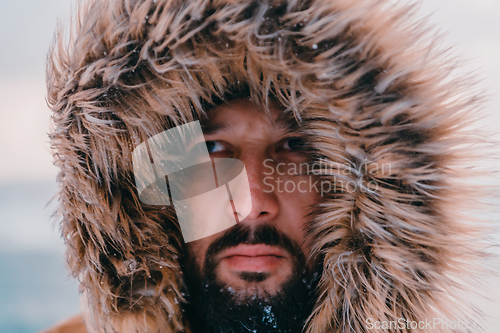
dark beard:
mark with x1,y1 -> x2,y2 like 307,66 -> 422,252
183,224 -> 320,333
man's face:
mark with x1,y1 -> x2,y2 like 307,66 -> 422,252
183,98 -> 321,332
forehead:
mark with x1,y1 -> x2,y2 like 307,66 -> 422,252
201,98 -> 300,135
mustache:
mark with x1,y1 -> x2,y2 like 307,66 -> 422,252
204,223 -> 305,269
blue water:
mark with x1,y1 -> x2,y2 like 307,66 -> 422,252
0,182 -> 80,332
0,252 -> 80,333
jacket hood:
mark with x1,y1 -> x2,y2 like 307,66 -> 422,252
47,0 -> 488,332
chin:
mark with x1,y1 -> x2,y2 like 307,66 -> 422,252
218,272 -> 290,299
219,284 -> 275,303
214,265 -> 293,295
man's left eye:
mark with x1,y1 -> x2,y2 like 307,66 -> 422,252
283,137 -> 306,151
206,141 -> 225,153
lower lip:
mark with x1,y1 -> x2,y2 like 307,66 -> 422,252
222,255 -> 285,272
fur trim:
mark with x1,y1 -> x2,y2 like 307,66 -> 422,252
47,0 -> 490,332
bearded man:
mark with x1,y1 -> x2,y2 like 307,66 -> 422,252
43,0 -> 489,332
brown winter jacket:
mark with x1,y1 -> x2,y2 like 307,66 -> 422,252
44,0 -> 489,332
40,315 -> 87,333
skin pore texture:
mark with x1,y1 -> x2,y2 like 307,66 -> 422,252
182,98 -> 322,333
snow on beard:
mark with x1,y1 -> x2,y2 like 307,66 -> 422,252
183,223 -> 320,333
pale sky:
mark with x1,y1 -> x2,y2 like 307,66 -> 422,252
0,0 -> 74,185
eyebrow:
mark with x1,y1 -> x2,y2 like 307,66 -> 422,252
274,111 -> 301,133
200,122 -> 230,135
200,110 -> 301,136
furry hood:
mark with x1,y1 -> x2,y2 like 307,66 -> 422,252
47,0 -> 488,332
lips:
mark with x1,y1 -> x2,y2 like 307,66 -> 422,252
217,244 -> 287,272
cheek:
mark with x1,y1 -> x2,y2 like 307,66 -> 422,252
276,176 -> 320,250
185,227 -> 228,265
185,239 -> 211,273
279,175 -> 320,212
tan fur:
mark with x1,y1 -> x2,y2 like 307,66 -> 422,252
47,0 -> 492,332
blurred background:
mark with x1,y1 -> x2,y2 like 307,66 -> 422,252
0,0 -> 498,332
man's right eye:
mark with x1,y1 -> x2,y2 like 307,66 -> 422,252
206,141 -> 225,153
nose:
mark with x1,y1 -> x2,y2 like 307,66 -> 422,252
233,155 -> 279,224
